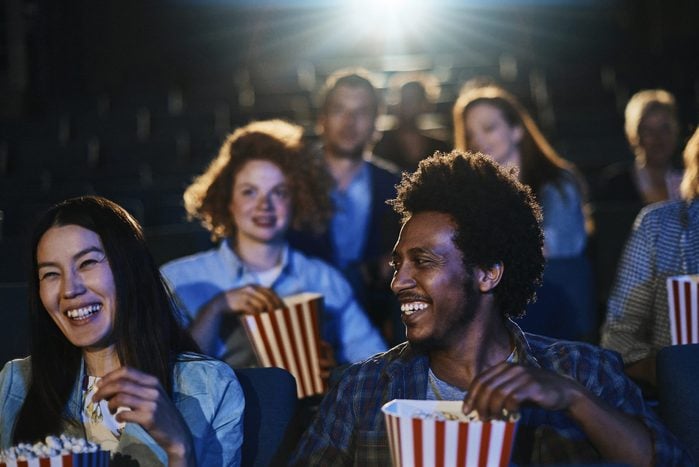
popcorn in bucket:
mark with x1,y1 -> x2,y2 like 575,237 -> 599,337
0,435 -> 110,467
667,275 -> 699,345
382,400 -> 518,467
241,292 -> 325,398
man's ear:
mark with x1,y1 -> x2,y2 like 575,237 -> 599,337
474,262 -> 504,293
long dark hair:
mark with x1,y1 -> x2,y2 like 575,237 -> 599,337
13,196 -> 199,443
453,84 -> 583,199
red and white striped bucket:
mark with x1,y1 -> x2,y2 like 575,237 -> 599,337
667,275 -> 699,345
382,400 -> 518,467
0,451 -> 111,467
241,292 -> 326,398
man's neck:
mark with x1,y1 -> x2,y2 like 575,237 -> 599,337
324,150 -> 366,191
428,314 -> 512,390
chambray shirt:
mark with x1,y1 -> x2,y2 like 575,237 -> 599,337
601,199 -> 699,364
291,321 -> 692,466
540,176 -> 587,258
331,161 -> 371,269
160,241 -> 386,367
0,354 -> 244,466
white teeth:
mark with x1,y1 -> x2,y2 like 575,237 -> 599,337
401,302 -> 428,315
65,304 -> 101,320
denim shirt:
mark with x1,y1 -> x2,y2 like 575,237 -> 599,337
540,177 -> 587,258
0,354 -> 244,466
160,241 -> 387,367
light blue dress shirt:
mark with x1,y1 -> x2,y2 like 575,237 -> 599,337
330,161 -> 372,269
160,241 -> 387,367
0,355 -> 244,466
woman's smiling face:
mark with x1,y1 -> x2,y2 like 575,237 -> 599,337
229,159 -> 292,246
37,224 -> 117,350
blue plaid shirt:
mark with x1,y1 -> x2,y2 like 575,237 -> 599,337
601,199 -> 699,365
291,321 -> 692,466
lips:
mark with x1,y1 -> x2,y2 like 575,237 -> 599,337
252,216 -> 277,228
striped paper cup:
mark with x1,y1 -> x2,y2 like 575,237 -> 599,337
382,400 -> 518,467
241,292 -> 325,398
667,275 -> 699,345
0,451 -> 111,467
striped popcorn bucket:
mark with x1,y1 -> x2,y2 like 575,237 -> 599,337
382,400 -> 518,467
667,275 -> 699,345
241,292 -> 325,398
0,451 -> 111,467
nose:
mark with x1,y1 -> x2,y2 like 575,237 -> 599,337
62,270 -> 86,299
390,263 -> 416,295
257,193 -> 273,210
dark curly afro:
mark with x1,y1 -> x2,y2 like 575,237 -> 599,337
389,150 -> 544,318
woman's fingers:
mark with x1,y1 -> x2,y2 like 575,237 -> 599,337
223,285 -> 284,314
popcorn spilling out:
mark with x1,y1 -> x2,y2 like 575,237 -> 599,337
0,435 -> 107,466
412,408 -> 520,422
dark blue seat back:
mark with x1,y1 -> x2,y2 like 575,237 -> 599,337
657,344 -> 699,463
234,367 -> 299,467
0,282 -> 30,367
517,255 -> 596,342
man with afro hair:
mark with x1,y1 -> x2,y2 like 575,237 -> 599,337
291,150 -> 690,466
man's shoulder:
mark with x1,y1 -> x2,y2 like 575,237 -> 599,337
343,342 -> 428,385
637,199 -> 686,225
524,333 -> 624,371
343,342 -> 417,379
366,155 -> 402,180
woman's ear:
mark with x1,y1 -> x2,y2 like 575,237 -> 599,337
512,124 -> 524,145
475,262 -> 504,293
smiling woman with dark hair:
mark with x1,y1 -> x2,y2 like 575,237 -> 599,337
0,196 -> 244,466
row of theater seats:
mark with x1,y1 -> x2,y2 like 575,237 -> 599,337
1,278 -> 697,465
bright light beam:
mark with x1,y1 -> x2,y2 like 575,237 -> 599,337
344,0 -> 434,44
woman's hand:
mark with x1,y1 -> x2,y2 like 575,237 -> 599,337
92,367 -> 196,467
213,284 -> 285,315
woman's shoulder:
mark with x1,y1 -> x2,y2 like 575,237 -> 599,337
1,357 -> 31,378
0,356 -> 32,397
287,248 -> 345,280
173,353 -> 236,378
160,244 -> 225,277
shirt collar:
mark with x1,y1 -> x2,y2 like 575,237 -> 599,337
506,318 -> 541,368
220,239 -> 290,280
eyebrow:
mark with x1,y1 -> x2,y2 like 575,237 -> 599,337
37,246 -> 105,269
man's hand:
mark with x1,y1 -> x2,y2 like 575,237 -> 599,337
463,361 -> 582,419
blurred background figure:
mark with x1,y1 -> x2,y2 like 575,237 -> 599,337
289,68 -> 402,344
161,119 -> 386,369
453,82 -> 594,341
453,82 -> 588,259
596,89 -> 683,205
373,72 -> 450,172
600,126 -> 699,398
